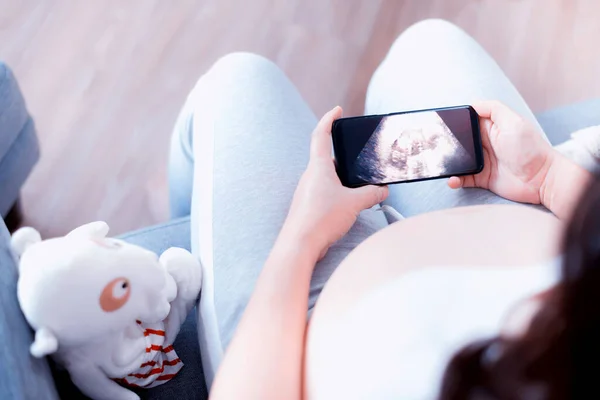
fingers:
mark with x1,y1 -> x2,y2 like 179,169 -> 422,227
472,100 -> 521,125
447,176 -> 463,189
310,106 -> 343,159
351,185 -> 389,210
447,176 -> 476,189
471,100 -> 496,118
471,100 -> 507,119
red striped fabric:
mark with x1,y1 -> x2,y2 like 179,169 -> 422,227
145,344 -> 163,353
144,328 -> 166,337
140,361 -> 157,368
129,366 -> 165,379
156,373 -> 179,381
163,358 -> 181,366
162,345 -> 174,353
113,321 -> 183,389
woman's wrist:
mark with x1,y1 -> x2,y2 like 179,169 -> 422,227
276,220 -> 324,263
539,149 -> 593,220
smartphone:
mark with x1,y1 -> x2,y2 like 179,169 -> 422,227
331,105 -> 484,187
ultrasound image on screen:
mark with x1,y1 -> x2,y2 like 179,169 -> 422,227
350,111 -> 475,184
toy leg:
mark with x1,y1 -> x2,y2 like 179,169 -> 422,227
69,363 -> 139,400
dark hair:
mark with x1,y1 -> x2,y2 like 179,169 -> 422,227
439,169 -> 600,400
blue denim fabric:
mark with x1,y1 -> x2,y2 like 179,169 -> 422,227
0,218 -> 59,399
537,98 -> 600,145
0,62 -> 39,216
0,63 -> 29,161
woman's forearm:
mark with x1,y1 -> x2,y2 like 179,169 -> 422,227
208,106 -> 381,399
210,228 -> 319,400
540,150 -> 593,220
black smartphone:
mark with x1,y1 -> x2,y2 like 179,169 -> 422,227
331,105 -> 484,187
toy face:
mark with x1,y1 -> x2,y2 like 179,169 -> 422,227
18,236 -> 172,345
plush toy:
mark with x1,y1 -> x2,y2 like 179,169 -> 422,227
555,125 -> 600,172
10,221 -> 202,400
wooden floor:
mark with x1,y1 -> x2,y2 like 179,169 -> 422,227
1,0 -> 599,237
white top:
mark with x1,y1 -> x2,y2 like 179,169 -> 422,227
308,258 -> 561,400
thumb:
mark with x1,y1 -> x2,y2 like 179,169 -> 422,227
351,185 -> 389,210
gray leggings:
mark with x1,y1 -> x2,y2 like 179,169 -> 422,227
168,19 -> 549,386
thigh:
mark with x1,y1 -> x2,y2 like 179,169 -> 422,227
365,19 -> 547,217
187,53 -> 387,386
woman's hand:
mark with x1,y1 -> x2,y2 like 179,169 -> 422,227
448,101 -> 555,204
281,106 -> 389,259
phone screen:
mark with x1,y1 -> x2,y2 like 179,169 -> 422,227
331,106 -> 484,187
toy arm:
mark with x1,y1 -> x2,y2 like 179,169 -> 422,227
159,248 -> 202,345
30,327 -> 58,358
159,248 -> 202,304
69,362 -> 139,400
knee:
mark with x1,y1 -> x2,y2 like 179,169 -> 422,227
212,52 -> 276,71
203,52 -> 280,87
391,19 -> 469,50
402,19 -> 466,41
385,19 -> 473,61
185,52 -> 283,111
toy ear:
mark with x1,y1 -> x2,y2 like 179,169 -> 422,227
66,221 -> 109,239
10,227 -> 42,259
30,327 -> 58,358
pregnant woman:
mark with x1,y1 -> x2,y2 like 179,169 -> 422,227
168,20 -> 597,398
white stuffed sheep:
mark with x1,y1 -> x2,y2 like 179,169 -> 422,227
11,222 -> 202,400
555,125 -> 600,172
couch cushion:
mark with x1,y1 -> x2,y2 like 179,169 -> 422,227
0,218 -> 59,400
0,118 -> 39,216
536,98 -> 600,146
0,63 -> 29,162
118,217 -> 192,253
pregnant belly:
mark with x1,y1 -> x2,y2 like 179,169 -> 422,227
304,204 -> 563,398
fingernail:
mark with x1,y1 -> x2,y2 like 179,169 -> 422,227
379,186 -> 388,201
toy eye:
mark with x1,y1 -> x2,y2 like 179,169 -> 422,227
100,277 -> 131,312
